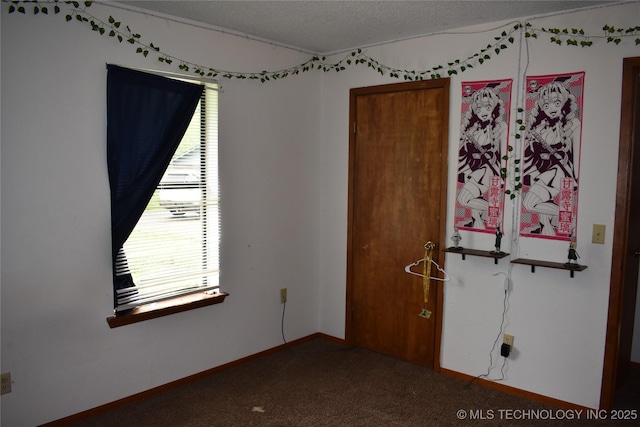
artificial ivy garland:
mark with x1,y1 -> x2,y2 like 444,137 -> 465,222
10,0 -> 519,81
6,0 -> 640,199
7,1 -> 639,83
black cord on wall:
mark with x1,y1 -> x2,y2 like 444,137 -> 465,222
466,286 -> 510,388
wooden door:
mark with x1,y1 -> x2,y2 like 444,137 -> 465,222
602,56 -> 640,409
616,64 -> 640,391
346,80 -> 449,368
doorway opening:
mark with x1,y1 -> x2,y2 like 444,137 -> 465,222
601,56 -> 640,410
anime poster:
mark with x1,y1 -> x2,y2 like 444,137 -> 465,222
519,72 -> 584,241
454,79 -> 512,233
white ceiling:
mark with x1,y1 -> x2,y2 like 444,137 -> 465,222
115,1 -> 622,54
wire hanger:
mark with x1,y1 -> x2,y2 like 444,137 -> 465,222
405,242 -> 449,319
404,258 -> 450,281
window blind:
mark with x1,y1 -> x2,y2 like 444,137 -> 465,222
116,81 -> 219,312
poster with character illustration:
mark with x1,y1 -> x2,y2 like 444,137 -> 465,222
519,72 -> 584,241
454,79 -> 512,234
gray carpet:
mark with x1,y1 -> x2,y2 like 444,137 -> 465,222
71,337 -> 638,426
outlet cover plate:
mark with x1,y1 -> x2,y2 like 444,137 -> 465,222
1,372 -> 11,395
503,334 -> 514,347
592,224 -> 605,244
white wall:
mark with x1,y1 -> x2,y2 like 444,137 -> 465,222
1,3 -> 321,425
317,1 -> 640,410
2,1 -> 640,425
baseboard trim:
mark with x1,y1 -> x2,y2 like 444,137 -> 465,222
41,332 -> 341,426
440,367 -> 593,411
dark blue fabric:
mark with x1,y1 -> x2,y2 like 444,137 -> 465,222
106,65 -> 204,299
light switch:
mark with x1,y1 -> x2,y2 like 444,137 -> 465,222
592,224 -> 605,244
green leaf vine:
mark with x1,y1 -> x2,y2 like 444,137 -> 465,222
6,0 -> 639,199
524,22 -> 640,47
502,108 -> 525,200
7,1 -> 639,82
5,0 -> 522,82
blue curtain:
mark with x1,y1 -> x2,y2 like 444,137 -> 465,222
106,65 -> 204,303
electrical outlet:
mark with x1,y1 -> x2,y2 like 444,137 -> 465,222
503,334 -> 514,347
280,288 -> 287,304
592,224 -> 605,244
1,372 -> 12,395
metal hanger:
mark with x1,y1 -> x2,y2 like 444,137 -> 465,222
404,258 -> 450,281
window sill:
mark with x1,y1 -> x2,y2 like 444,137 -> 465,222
107,292 -> 229,328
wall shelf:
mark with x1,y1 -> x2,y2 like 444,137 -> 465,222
510,258 -> 587,278
445,247 -> 509,264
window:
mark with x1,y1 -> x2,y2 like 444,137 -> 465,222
106,65 -> 225,324
117,82 -> 219,312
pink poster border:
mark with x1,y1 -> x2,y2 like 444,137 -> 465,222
454,79 -> 513,235
519,71 -> 585,242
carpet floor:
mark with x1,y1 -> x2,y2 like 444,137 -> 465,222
72,337 -> 639,426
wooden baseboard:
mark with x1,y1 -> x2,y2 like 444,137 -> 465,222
41,332 -> 340,426
315,332 -> 347,345
440,367 -> 594,411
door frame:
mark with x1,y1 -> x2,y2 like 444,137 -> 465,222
345,79 -> 450,371
600,56 -> 640,409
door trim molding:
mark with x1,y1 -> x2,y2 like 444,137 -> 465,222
345,79 -> 450,371
600,56 -> 640,409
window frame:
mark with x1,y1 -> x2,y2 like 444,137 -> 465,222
106,68 -> 226,327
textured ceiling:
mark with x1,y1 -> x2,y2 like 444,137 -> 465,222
115,1 -> 622,54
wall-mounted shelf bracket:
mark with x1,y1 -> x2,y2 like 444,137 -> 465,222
510,258 -> 587,278
445,247 -> 509,264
